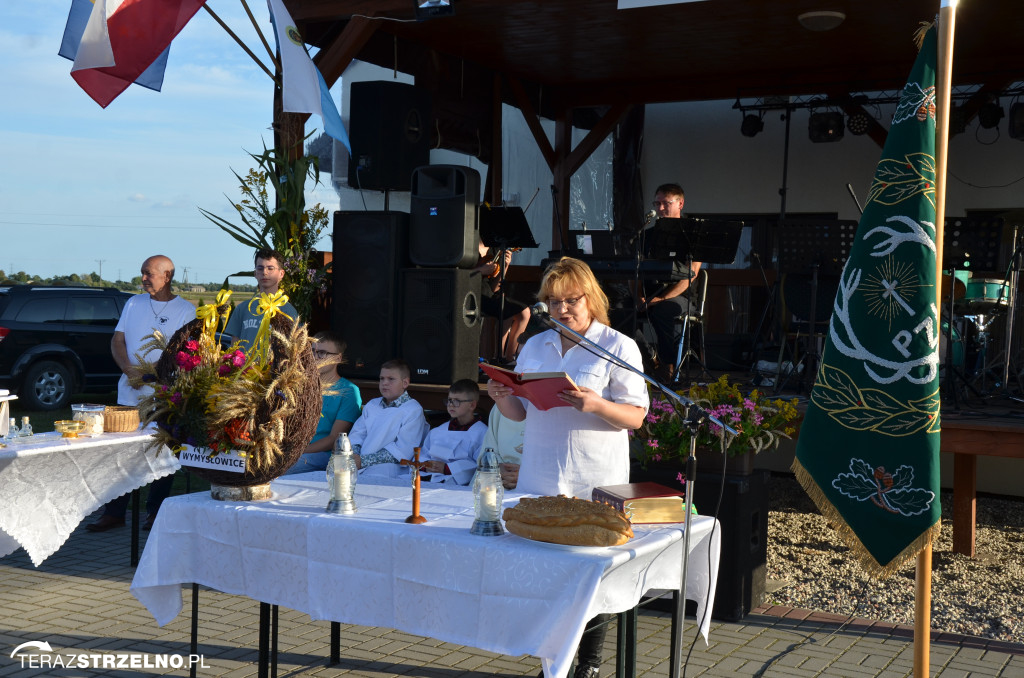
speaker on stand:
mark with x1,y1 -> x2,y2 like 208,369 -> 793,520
347,81 -> 432,192
410,165 -> 481,268
333,211 -> 410,379
399,268 -> 482,384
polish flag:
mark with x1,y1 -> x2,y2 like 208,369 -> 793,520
71,0 -> 207,107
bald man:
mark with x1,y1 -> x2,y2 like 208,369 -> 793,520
87,254 -> 195,533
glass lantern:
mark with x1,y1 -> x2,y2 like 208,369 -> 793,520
470,448 -> 505,536
326,432 -> 358,514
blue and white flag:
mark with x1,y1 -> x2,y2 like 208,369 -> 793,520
267,0 -> 351,152
59,0 -> 171,94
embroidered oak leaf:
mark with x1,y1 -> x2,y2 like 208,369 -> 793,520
833,468 -> 877,501
832,459 -> 935,517
885,488 -> 934,516
893,83 -> 936,125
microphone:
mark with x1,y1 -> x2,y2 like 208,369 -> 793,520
530,301 -> 550,319
644,209 -> 657,225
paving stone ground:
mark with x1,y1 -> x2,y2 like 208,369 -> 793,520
2,507 -> 1021,678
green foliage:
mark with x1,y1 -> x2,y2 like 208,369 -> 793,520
199,140 -> 332,319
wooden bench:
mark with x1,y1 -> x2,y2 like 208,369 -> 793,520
941,417 -> 1024,557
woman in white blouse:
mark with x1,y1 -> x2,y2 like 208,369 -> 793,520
486,256 -> 650,678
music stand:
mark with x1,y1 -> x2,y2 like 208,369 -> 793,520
479,205 -> 539,361
647,219 -> 743,382
646,218 -> 744,266
776,219 -> 858,392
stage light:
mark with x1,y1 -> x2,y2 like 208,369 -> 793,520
846,111 -> 871,136
809,111 -> 844,143
415,0 -> 454,21
1008,103 -> 1024,140
978,98 -> 1004,129
741,113 -> 764,137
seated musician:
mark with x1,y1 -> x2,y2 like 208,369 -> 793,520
642,183 -> 702,383
475,239 -> 532,364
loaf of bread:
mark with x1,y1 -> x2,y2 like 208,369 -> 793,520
503,495 -> 633,546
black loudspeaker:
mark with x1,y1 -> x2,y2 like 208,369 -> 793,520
410,165 -> 480,268
347,81 -> 431,192
693,470 -> 769,621
399,268 -> 482,384
333,211 -> 410,379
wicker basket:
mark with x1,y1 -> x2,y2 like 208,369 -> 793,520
104,405 -> 140,432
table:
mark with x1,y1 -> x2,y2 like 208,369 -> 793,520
131,474 -> 721,678
941,417 -> 1024,556
0,428 -> 179,566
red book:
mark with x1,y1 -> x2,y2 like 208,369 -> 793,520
480,362 -> 579,411
592,482 -> 691,524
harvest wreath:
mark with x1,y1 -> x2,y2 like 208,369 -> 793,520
133,290 -> 320,488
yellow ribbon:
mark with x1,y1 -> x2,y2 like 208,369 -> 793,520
197,289 -> 234,335
248,291 -> 292,362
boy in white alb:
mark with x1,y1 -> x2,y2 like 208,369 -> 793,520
421,379 -> 488,485
350,359 -> 429,477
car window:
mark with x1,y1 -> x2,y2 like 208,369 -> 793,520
15,297 -> 66,323
68,296 -> 120,326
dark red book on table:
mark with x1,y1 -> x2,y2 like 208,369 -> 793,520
592,482 -> 690,524
480,362 -> 579,411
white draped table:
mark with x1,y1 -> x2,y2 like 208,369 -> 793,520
0,428 -> 179,566
131,474 -> 720,678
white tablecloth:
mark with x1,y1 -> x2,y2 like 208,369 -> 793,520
0,428 -> 179,566
131,473 -> 720,678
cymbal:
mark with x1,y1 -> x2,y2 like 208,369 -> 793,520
942,274 -> 966,301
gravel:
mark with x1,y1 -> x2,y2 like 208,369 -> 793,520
766,474 -> 1024,642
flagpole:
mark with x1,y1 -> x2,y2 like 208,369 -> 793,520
917,2 -> 957,677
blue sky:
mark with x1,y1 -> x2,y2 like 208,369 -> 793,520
0,0 -> 339,285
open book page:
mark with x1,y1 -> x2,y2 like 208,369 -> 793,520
480,363 -> 579,411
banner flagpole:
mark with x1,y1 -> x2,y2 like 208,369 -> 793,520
916,1 -> 957,677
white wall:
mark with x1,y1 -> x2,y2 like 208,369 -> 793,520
643,98 -> 1024,222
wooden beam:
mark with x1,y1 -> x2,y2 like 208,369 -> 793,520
552,111 -> 572,250
563,102 -> 630,178
313,16 -> 379,85
287,0 -> 407,22
507,76 -> 556,171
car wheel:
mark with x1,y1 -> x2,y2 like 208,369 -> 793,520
21,360 -> 73,410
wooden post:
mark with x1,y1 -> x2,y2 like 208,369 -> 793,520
917,2 -> 958,676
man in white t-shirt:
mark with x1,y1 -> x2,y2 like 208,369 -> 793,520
86,255 -> 195,533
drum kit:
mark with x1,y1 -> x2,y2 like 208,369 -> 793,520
941,269 -> 1019,406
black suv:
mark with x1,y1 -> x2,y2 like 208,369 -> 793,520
0,285 -> 134,410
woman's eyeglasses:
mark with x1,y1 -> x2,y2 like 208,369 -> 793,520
546,294 -> 586,309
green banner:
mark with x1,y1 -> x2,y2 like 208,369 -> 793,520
793,24 -> 942,578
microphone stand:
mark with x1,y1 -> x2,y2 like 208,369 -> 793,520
532,305 -> 736,678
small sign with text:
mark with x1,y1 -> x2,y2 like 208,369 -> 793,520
177,445 -> 247,473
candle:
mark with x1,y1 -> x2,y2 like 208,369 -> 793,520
481,486 -> 498,517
